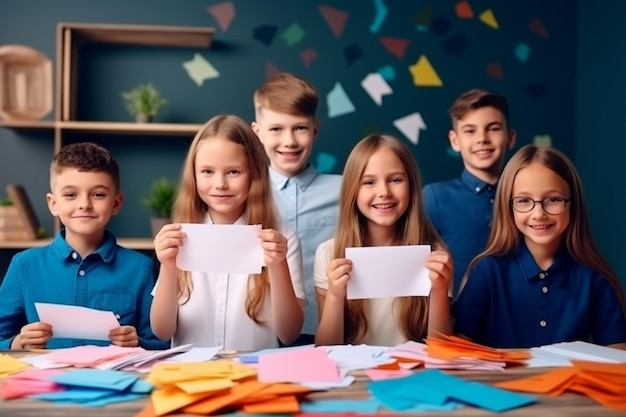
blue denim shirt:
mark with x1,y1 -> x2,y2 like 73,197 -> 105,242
452,240 -> 626,348
422,169 -> 496,295
270,165 -> 342,335
0,230 -> 168,350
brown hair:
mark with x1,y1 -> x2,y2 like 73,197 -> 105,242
448,88 -> 510,128
465,144 -> 626,315
50,142 -> 120,190
335,134 -> 446,343
173,114 -> 279,323
253,72 -> 318,118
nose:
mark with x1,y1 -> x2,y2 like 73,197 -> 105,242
530,200 -> 546,217
377,183 -> 391,197
78,196 -> 92,210
215,173 -> 228,190
283,130 -> 298,147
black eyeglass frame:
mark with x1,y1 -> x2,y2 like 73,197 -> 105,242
510,197 -> 571,215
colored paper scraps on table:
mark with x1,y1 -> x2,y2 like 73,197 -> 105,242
136,360 -> 313,416
1,367 -> 153,407
0,353 -> 30,377
367,369 -> 534,413
495,360 -> 626,411
425,334 -> 531,364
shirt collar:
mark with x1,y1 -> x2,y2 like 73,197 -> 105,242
51,229 -> 117,262
205,212 -> 247,225
460,169 -> 496,194
515,239 -> 570,285
269,164 -> 318,191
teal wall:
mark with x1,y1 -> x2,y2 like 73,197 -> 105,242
576,1 -> 626,290
10,1 -> 621,287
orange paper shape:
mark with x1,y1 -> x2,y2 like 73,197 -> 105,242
242,394 -> 300,414
455,0 -> 474,19
182,380 -> 269,415
494,367 -> 577,396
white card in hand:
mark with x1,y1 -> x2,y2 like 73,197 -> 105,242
34,302 -> 120,340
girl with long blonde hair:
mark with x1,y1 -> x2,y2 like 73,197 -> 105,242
150,115 -> 305,350
314,134 -> 453,346
454,144 -> 626,349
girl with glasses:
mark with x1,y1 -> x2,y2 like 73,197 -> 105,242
452,144 -> 626,349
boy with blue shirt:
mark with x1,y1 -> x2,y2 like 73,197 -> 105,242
252,73 -> 341,345
0,142 -> 167,350
423,89 -> 516,295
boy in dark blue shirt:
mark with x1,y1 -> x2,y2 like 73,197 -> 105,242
422,89 -> 516,295
0,142 -> 167,350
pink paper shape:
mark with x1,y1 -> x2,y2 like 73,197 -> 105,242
366,369 -> 412,381
379,37 -> 411,60
258,347 -> 340,383
300,48 -> 318,68
487,61 -> 504,81
207,2 -> 235,32
528,17 -> 549,38
319,5 -> 349,38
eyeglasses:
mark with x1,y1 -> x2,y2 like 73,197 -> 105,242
510,197 -> 570,215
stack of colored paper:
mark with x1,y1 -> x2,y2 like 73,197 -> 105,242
136,359 -> 312,416
495,360 -> 626,410
0,353 -> 30,377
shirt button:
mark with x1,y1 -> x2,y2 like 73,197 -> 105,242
539,320 -> 547,327
542,286 -> 548,294
78,270 -> 85,276
217,340 -> 223,347
71,252 -> 78,259
475,187 -> 481,193
539,272 -> 546,279
489,198 -> 494,204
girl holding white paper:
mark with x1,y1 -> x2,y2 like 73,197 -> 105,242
314,135 -> 453,346
150,115 -> 305,350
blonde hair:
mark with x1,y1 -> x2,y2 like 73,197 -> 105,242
465,144 -> 626,316
253,72 -> 318,119
335,134 -> 446,343
173,114 -> 279,323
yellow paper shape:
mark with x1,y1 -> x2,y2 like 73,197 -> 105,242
0,354 -> 30,377
479,8 -> 499,29
408,55 -> 442,87
176,378 -> 235,394
151,385 -> 218,416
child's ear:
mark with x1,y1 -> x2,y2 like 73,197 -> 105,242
448,129 -> 461,152
312,119 -> 320,139
111,192 -> 124,216
251,121 -> 259,135
507,129 -> 517,149
46,192 -> 58,217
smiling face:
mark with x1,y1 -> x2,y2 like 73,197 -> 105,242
46,168 -> 122,248
194,137 -> 251,224
512,162 -> 571,262
252,108 -> 318,177
356,146 -> 410,244
449,106 -> 516,183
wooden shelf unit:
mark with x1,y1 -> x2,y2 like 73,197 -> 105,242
0,22 -> 214,249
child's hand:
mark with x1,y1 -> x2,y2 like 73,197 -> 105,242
258,229 -> 287,267
425,250 -> 453,292
14,322 -> 52,349
109,325 -> 139,347
327,258 -> 352,299
154,223 -> 186,269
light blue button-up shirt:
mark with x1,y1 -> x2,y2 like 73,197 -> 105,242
0,230 -> 168,350
269,165 -> 342,335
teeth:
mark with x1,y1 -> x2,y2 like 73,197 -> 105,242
532,225 -> 550,229
374,203 -> 394,209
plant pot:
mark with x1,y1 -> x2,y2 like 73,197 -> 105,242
150,217 -> 170,238
135,113 -> 152,123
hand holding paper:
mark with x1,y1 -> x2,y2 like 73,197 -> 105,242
34,303 -> 120,341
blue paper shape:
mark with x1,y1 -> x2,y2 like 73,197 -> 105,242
370,0 -> 388,33
315,152 -> 337,173
515,42 -> 531,62
301,398 -> 380,413
253,25 -> 277,46
344,44 -> 364,65
50,369 -> 138,391
378,65 -> 396,80
447,381 -> 536,412
327,82 -> 355,118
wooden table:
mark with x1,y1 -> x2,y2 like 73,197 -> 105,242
1,352 -> 624,417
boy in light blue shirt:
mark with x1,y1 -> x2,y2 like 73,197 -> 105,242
0,142 -> 167,350
253,73 -> 341,345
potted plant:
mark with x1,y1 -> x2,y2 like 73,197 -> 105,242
121,83 -> 167,123
143,178 -> 177,237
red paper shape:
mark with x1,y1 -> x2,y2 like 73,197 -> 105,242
319,5 -> 349,38
379,37 -> 411,60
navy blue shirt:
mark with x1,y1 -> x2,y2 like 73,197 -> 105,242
0,230 -> 168,350
452,240 -> 626,348
422,169 -> 496,294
